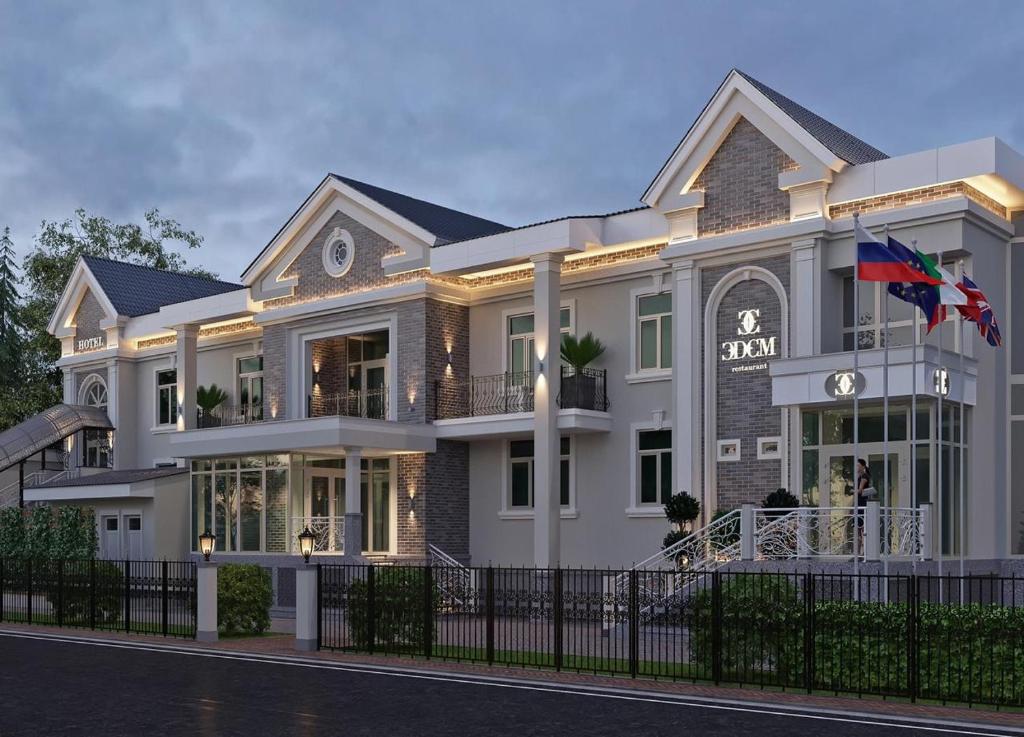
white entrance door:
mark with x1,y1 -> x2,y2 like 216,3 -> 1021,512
125,515 -> 143,559
100,516 -> 120,560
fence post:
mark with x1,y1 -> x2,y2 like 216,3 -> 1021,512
907,574 -> 918,702
57,560 -> 64,628
711,571 -> 723,685
803,573 -> 814,693
553,568 -> 563,672
27,559 -> 32,624
919,503 -> 933,560
740,504 -> 756,560
423,565 -> 433,660
196,562 -> 218,642
864,502 -> 881,562
628,569 -> 638,679
161,560 -> 169,637
123,560 -> 131,633
797,508 -> 814,559
89,558 -> 96,630
367,566 -> 376,654
295,563 -> 318,651
485,566 -> 495,665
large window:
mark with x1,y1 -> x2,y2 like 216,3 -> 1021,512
507,307 -> 571,375
238,356 -> 263,421
80,376 -> 111,468
842,261 -> 963,352
637,293 -> 672,371
507,436 -> 572,511
157,369 -> 178,426
191,455 -> 288,553
637,429 -> 672,505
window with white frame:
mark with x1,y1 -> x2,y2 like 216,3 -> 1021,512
238,356 -> 264,421
80,376 -> 111,468
637,293 -> 672,371
507,307 -> 571,376
507,436 -> 572,510
842,259 -> 964,352
156,369 -> 178,426
637,429 -> 672,505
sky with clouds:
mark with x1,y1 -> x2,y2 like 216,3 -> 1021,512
1,0 -> 1022,282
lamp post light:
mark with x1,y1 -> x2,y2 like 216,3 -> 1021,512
298,526 -> 316,563
198,530 -> 215,561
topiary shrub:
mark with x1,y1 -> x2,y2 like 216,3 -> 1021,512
218,564 -> 272,635
347,567 -> 435,651
763,488 -> 800,517
664,492 -> 700,530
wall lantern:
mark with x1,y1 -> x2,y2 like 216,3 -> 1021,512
198,530 -> 216,561
298,526 -> 316,563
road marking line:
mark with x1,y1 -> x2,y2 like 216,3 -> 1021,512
0,629 -> 1019,736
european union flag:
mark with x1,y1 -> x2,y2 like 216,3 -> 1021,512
886,236 -> 941,331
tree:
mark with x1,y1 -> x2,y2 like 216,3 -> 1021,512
3,208 -> 212,430
0,226 -> 24,378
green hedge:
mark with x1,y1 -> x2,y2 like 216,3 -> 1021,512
347,567 -> 436,651
218,564 -> 272,635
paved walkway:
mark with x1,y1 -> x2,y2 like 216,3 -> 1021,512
1,622 -> 1021,731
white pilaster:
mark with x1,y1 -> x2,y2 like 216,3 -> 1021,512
531,253 -> 563,568
671,260 -> 702,519
175,324 -> 199,431
791,239 -> 818,358
344,446 -> 363,557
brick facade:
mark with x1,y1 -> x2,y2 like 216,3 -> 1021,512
73,289 -> 106,353
395,439 -> 470,559
829,181 -> 1008,221
692,117 -> 799,237
701,255 -> 790,512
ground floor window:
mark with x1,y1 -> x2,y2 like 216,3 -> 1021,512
637,429 -> 672,506
800,404 -> 967,555
507,437 -> 572,511
192,455 -> 288,553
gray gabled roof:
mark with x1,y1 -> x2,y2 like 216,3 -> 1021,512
83,255 -> 243,317
330,174 -> 511,244
0,404 -> 113,473
28,467 -> 186,489
735,69 -> 888,165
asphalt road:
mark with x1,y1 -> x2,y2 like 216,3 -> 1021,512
0,632 -> 1017,737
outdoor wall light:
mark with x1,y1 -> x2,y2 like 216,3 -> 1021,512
198,530 -> 216,561
298,526 -> 316,563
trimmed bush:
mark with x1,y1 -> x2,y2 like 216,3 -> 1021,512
43,560 -> 123,626
664,492 -> 700,528
347,567 -> 436,650
218,564 -> 272,635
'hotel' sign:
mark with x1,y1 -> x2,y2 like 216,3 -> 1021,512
76,336 -> 105,352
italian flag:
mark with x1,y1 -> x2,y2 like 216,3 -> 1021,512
916,250 -> 967,330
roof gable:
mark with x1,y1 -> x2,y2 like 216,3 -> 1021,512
643,69 -> 888,210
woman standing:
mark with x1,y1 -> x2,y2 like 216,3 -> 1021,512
853,458 -> 873,555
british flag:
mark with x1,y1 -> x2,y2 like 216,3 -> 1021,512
955,275 -> 1002,347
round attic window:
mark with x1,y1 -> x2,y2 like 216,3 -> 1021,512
322,228 -> 355,277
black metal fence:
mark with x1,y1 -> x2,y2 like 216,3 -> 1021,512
317,565 -> 1024,708
557,366 -> 609,412
197,403 -> 264,428
308,387 -> 389,420
434,368 -> 609,420
0,559 -> 197,639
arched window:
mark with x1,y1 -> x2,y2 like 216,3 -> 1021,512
79,375 -> 111,468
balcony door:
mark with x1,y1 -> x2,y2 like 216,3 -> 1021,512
303,469 -> 345,553
346,332 -> 388,419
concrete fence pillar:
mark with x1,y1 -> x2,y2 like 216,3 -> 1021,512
864,502 -> 881,562
740,504 -> 756,561
196,562 -> 217,642
919,503 -> 934,561
796,507 -> 814,559
295,565 -> 318,651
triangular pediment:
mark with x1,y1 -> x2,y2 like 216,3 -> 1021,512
643,70 -> 850,213
48,258 -> 120,339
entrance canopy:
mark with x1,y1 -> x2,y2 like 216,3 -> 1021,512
0,404 -> 113,472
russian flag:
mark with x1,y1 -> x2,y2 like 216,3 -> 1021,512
855,221 -> 942,285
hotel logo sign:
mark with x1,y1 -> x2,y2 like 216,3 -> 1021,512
721,309 -> 777,369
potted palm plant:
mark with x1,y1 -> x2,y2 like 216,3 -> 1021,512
559,332 -> 605,410
197,384 -> 229,428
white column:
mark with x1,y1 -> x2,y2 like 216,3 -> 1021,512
740,504 -> 756,561
796,507 -> 814,559
294,565 -> 317,651
196,562 -> 218,642
531,253 -> 563,568
864,501 -> 881,562
919,502 -> 934,561
672,260 -> 701,518
344,446 -> 363,558
791,239 -> 818,358
175,324 -> 199,431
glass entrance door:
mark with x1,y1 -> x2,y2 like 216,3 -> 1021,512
821,444 -> 905,554
303,470 -> 345,552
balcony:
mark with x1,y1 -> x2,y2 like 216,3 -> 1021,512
308,387 -> 389,421
196,404 -> 264,429
430,367 -> 611,440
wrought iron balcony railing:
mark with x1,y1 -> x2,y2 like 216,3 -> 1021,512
196,403 -> 265,428
308,387 -> 389,421
434,367 -> 608,420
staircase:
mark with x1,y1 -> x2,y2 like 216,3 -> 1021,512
0,469 -> 69,508
427,544 -> 477,611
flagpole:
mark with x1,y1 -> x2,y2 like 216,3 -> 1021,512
852,214 -> 862,584
882,225 -> 891,591
910,240 -> 920,576
958,261 -> 967,600
936,249 -> 944,599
